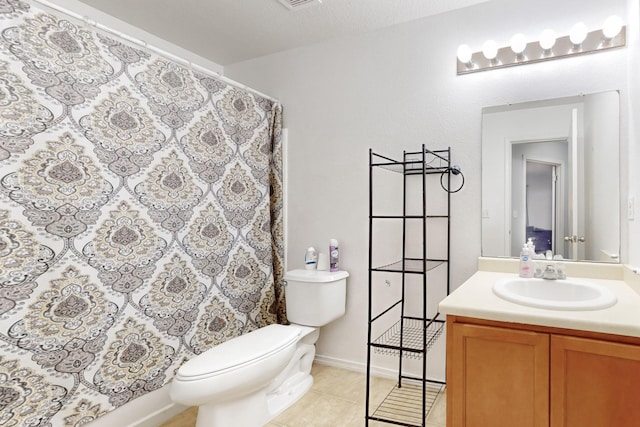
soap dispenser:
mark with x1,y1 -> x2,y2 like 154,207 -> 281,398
519,243 -> 533,278
527,237 -> 536,255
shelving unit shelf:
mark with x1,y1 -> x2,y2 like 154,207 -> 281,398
372,317 -> 445,359
365,145 -> 454,427
372,259 -> 445,274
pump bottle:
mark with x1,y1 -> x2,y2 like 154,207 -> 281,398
519,243 -> 533,278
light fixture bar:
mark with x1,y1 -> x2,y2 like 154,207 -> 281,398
457,26 -> 626,75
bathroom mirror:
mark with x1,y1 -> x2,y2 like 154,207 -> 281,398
481,91 -> 620,263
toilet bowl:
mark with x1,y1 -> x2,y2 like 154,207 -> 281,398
170,269 -> 348,427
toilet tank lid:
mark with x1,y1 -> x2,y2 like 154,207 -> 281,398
177,324 -> 300,379
284,269 -> 349,282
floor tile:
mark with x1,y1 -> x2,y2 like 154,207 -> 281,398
426,388 -> 447,425
273,390 -> 362,426
162,363 -> 445,426
158,407 -> 197,427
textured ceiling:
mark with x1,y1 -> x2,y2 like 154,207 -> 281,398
77,0 -> 489,66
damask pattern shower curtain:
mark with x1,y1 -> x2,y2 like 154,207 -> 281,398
0,1 -> 285,425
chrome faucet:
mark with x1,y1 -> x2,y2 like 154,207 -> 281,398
540,256 -> 566,280
543,264 -> 558,280
535,251 -> 566,280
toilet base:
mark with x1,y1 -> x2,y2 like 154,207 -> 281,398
192,326 -> 318,427
196,390 -> 269,427
267,371 -> 313,419
194,374 -> 313,427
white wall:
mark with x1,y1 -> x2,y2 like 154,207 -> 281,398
226,0 -> 637,374
626,0 -> 640,269
31,0 -> 223,74
584,92 -> 621,261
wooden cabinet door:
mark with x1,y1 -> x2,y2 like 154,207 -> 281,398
447,322 -> 550,427
551,335 -> 640,427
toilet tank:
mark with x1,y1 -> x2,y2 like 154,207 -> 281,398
283,269 -> 349,327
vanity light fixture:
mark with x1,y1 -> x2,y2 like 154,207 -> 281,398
456,15 -> 626,74
539,29 -> 557,52
603,15 -> 623,39
570,22 -> 588,47
482,39 -> 499,61
510,33 -> 527,59
456,44 -> 473,66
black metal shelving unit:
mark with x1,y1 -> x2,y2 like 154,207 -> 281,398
365,145 -> 453,427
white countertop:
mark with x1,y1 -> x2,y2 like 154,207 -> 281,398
439,268 -> 640,338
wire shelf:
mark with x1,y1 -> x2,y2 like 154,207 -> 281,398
370,380 -> 444,426
371,149 -> 451,176
373,317 -> 444,359
376,162 -> 449,175
372,259 -> 445,274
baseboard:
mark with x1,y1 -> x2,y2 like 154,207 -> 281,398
313,354 -> 400,381
128,402 -> 187,427
87,383 -> 187,427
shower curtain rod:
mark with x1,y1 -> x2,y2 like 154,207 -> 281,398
28,0 -> 280,104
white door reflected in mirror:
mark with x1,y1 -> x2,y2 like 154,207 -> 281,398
481,91 -> 620,263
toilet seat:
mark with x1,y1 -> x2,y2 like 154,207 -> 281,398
176,324 -> 301,382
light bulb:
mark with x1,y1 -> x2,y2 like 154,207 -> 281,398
482,40 -> 498,60
603,15 -> 623,39
510,33 -> 527,55
570,22 -> 588,45
457,44 -> 472,64
539,29 -> 556,51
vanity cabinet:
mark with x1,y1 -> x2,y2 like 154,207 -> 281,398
551,335 -> 640,426
447,316 -> 640,427
447,322 -> 549,427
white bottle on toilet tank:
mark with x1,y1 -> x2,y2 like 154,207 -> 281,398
304,247 -> 317,270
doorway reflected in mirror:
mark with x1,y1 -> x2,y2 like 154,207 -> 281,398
482,91 -> 620,263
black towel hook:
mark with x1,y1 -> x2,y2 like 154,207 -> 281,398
440,165 -> 465,193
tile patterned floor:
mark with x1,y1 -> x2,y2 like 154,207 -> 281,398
160,364 -> 446,427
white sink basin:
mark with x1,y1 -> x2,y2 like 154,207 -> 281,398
492,277 -> 617,311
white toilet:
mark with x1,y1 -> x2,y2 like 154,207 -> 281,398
170,269 -> 349,427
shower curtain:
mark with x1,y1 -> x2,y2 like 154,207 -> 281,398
0,1 -> 285,425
